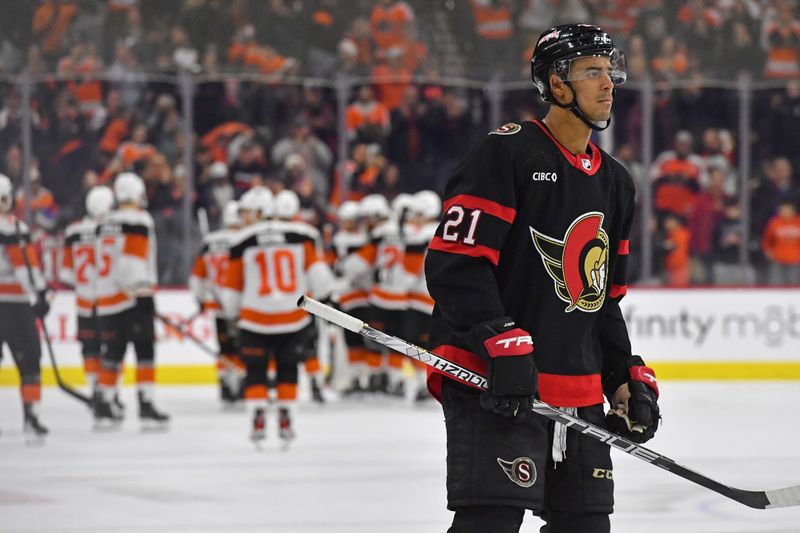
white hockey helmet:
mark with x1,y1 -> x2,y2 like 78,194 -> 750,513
85,186 -> 115,218
0,174 -> 12,213
239,186 -> 274,219
274,189 -> 300,220
413,190 -> 442,220
221,200 -> 241,228
360,194 -> 390,220
337,200 -> 360,222
114,172 -> 146,205
391,193 -> 415,219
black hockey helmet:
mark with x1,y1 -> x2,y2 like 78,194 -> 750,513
530,24 -> 626,130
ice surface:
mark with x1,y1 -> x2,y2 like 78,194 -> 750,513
1,382 -> 799,532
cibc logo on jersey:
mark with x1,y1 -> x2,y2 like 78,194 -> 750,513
530,212 -> 609,313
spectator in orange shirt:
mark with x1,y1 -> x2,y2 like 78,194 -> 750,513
370,0 -> 415,52
762,200 -> 800,285
651,130 -> 704,218
32,0 -> 77,66
661,214 -> 691,287
345,85 -> 391,145
371,47 -> 413,110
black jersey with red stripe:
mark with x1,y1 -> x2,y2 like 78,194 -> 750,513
424,120 -> 635,408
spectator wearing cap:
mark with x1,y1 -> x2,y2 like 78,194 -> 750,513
762,200 -> 800,285
271,115 -> 334,199
335,38 -> 370,78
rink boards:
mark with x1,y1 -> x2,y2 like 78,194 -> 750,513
1,287 -> 800,386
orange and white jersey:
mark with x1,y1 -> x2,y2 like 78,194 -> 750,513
94,208 -> 154,316
61,217 -> 99,317
332,227 -> 370,311
404,221 -> 437,314
189,228 -> 239,313
0,215 -> 46,304
222,220 -> 335,335
368,220 -> 415,311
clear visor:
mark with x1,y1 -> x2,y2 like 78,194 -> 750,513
555,48 -> 627,85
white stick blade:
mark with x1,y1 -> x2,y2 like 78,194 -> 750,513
766,485 -> 800,508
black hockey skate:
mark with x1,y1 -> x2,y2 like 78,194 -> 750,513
138,392 -> 169,432
310,377 -> 325,404
342,377 -> 366,397
250,407 -> 266,444
23,404 -> 48,446
278,407 -> 295,446
93,397 -> 123,431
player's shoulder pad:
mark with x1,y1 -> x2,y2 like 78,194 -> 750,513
228,223 -> 262,259
273,220 -> 321,244
108,208 -> 154,232
489,122 -> 522,136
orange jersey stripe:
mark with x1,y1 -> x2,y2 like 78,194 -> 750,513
124,233 -> 149,259
96,291 -> 130,307
0,283 -> 25,295
76,296 -> 94,310
371,286 -> 407,302
403,251 -> 424,275
240,307 -> 308,326
224,256 -> 244,290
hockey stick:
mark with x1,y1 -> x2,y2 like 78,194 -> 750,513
297,295 -> 800,510
14,220 -> 91,406
155,312 -> 219,359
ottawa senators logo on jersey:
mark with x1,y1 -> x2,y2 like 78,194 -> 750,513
530,212 -> 609,313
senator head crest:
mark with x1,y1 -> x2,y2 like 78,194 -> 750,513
530,212 -> 609,313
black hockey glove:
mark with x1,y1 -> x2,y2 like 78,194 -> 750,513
604,355 -> 660,443
466,317 -> 537,419
32,290 -> 50,318
138,295 -> 156,315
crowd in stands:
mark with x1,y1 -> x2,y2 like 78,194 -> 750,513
1,0 -> 800,286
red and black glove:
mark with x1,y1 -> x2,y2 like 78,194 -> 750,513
605,355 -> 660,443
467,317 -> 537,419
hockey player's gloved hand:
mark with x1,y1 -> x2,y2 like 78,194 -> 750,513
32,289 -> 50,318
467,317 -> 537,419
605,356 -> 660,443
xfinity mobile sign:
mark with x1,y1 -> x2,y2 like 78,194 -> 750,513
620,289 -> 800,361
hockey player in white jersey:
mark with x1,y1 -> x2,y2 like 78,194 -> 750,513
61,186 -> 115,406
0,175 -> 50,443
274,189 -> 326,403
94,172 -> 168,429
402,190 -> 440,401
331,200 -> 371,394
222,186 -> 335,445
189,200 -> 245,405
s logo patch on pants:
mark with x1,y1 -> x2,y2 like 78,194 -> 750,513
497,457 -> 537,488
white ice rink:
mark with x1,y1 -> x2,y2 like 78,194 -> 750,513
1,382 -> 800,533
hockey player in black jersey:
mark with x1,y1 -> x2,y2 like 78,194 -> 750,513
424,24 -> 661,533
